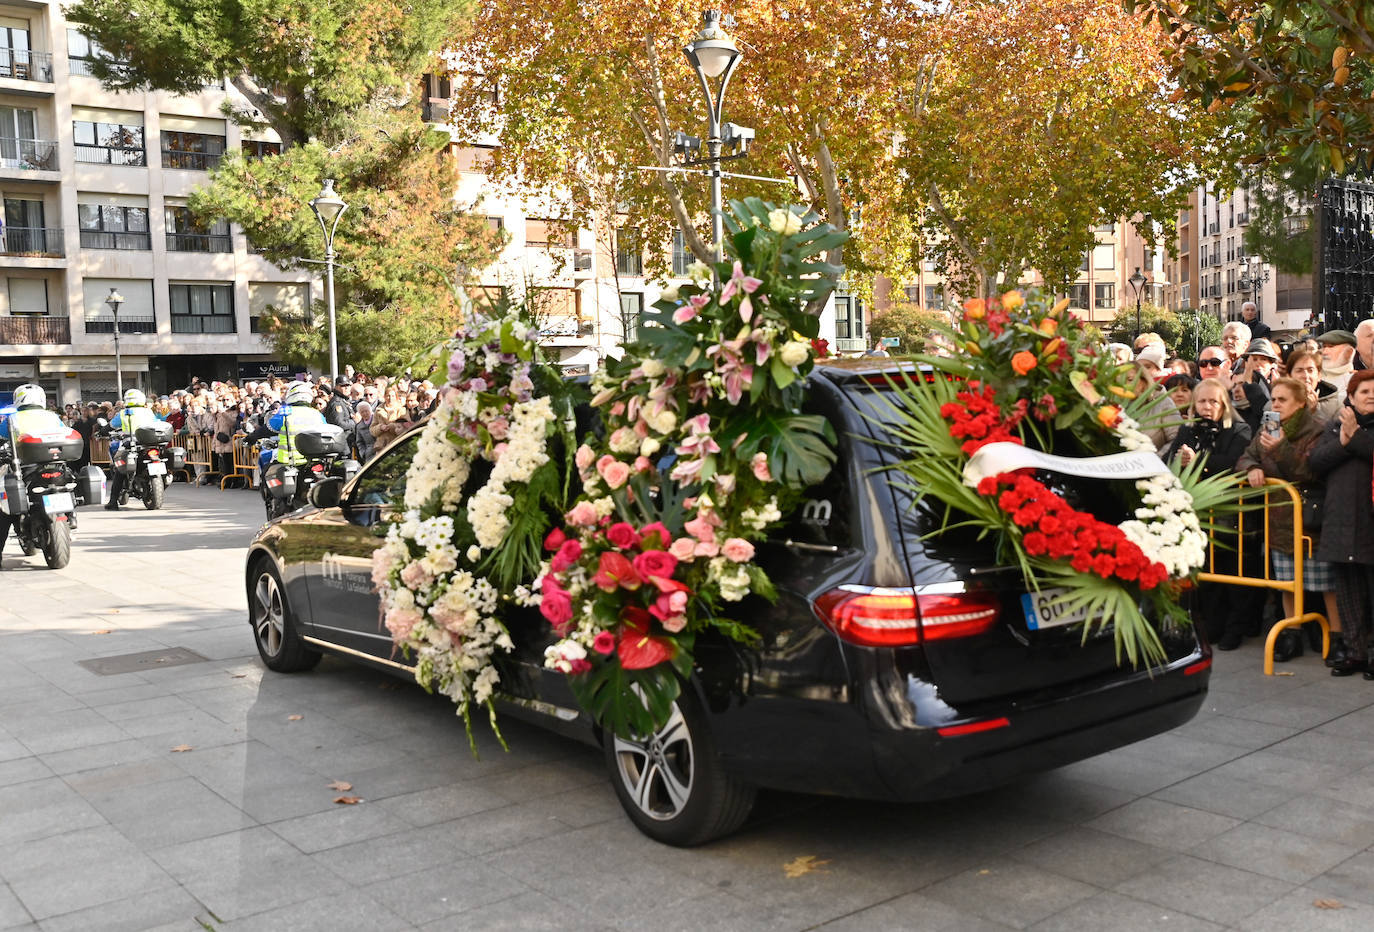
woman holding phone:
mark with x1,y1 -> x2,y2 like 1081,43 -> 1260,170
1308,369 -> 1374,677
1237,377 -> 1342,659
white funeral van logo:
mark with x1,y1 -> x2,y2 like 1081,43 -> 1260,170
320,552 -> 373,594
801,499 -> 832,526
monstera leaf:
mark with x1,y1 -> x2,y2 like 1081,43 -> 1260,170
724,411 -> 838,490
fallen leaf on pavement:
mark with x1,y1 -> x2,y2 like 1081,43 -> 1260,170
170,744 -> 194,753
229,673 -> 247,679
92,630 -> 112,635
287,714 -> 303,721
327,780 -> 353,792
782,855 -> 830,878
1314,899 -> 1344,910
333,796 -> 363,805
1274,671 -> 1296,677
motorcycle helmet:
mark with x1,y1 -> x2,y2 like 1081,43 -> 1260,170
13,384 -> 45,409
123,388 -> 147,407
284,382 -> 314,406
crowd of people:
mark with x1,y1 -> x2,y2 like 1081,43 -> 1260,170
1117,309 -> 1374,681
56,366 -> 442,478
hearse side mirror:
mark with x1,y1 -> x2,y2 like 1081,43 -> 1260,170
307,476 -> 344,509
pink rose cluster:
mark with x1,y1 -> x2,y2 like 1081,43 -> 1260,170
667,508 -> 754,565
539,519 -> 693,668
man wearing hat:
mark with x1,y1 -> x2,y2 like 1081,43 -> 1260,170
1318,330 -> 1358,393
1232,337 -> 1280,435
323,375 -> 357,449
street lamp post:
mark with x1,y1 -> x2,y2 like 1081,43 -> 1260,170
1128,266 -> 1148,341
309,179 -> 348,382
106,287 -> 125,397
1239,255 -> 1270,320
681,10 -> 746,270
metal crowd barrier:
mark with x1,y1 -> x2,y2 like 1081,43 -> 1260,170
221,436 -> 259,490
176,433 -> 219,485
1196,477 -> 1329,675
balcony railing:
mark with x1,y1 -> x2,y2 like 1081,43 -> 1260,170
68,58 -> 134,80
0,48 -> 53,83
80,230 -> 151,251
74,144 -> 146,166
166,233 -> 232,253
84,316 -> 157,334
1,227 -> 63,256
0,137 -> 57,171
161,150 -> 223,171
171,315 -> 235,334
1,315 -> 68,344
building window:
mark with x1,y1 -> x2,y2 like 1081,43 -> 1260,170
78,204 -> 151,250
73,120 -> 145,166
1068,283 -> 1090,309
525,218 -> 572,248
1093,244 -> 1115,270
671,231 -> 692,276
83,278 -> 156,333
1094,283 -> 1115,309
484,216 -> 504,234
165,206 -> 231,252
67,28 -> 126,78
2,197 -> 57,255
248,282 -> 309,334
620,292 -> 643,342
241,139 -> 280,160
1094,222 -> 1116,233
1180,283 -> 1189,307
161,131 -> 225,171
453,145 -> 495,173
923,284 -> 944,310
834,296 -> 864,340
7,277 -> 47,315
0,105 -> 53,171
169,283 -> 235,333
615,227 -> 642,277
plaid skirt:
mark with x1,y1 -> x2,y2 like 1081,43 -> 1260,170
1270,549 -> 1337,591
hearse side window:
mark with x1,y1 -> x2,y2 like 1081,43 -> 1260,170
353,434 -> 419,505
773,456 -> 851,548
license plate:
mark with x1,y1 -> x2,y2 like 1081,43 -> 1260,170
145,462 -> 166,476
1021,587 -> 1090,631
43,492 -> 74,515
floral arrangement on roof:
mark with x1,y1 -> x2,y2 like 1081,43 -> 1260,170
371,308 -> 578,751
878,289 -> 1245,666
538,198 -> 849,739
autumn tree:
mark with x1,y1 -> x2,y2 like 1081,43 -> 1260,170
65,0 -> 499,371
867,302 -> 950,355
457,0 -> 1221,302
897,0 -> 1227,299
1125,0 -> 1374,177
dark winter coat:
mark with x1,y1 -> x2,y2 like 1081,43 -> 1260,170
1166,418 -> 1253,478
1308,418 -> 1374,566
324,392 -> 357,442
1236,409 -> 1326,554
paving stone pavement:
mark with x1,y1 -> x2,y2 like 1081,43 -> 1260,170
1,484 -> 1373,930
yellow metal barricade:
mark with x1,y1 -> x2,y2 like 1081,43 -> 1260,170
1197,477 -> 1329,675
89,436 -> 112,465
179,434 -> 219,485
220,437 -> 259,489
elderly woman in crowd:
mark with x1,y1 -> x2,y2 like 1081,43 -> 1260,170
371,385 -> 411,449
1167,378 -> 1254,647
1237,376 -> 1342,658
1286,347 -> 1343,422
210,401 -> 239,479
1309,368 -> 1374,677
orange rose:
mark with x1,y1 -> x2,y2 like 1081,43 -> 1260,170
1011,351 -> 1038,375
1002,290 -> 1025,311
1096,405 -> 1122,428
963,298 -> 986,320
1037,318 -> 1058,336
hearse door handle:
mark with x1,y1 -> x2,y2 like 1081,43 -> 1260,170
780,539 -> 840,554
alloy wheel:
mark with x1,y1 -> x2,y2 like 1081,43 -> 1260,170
610,703 -> 695,821
253,572 -> 285,657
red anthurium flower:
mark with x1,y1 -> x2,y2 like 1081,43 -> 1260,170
617,608 -> 677,670
592,551 -> 641,592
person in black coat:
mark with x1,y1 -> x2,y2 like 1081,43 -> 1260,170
1166,377 -> 1255,648
1308,368 -> 1374,678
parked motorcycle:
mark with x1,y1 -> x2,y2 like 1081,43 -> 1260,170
0,425 -> 105,570
110,422 -> 185,511
260,425 -> 360,520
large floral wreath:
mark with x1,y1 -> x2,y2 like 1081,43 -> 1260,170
881,290 -> 1244,666
371,311 -> 577,749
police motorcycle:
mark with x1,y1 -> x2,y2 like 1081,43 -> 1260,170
0,386 -> 106,570
258,426 -> 359,519
109,421 -> 184,511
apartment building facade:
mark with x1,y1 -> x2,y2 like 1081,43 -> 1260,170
0,1 -> 309,405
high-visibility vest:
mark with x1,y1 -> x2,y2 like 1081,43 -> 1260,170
7,408 -> 65,447
113,406 -> 158,435
275,405 -> 327,465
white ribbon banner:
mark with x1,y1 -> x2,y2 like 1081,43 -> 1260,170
963,441 -> 1170,488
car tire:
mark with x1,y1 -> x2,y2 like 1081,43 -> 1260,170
249,560 -> 321,672
603,686 -> 756,847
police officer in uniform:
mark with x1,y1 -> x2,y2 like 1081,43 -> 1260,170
246,382 -> 328,503
105,389 -> 159,511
